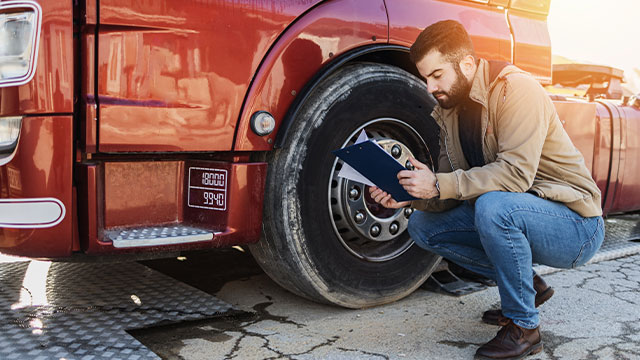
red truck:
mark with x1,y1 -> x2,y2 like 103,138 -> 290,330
0,0 -> 638,309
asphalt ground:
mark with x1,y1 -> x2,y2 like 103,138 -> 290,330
133,249 -> 640,360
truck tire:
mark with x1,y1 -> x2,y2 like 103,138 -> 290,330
249,62 -> 442,308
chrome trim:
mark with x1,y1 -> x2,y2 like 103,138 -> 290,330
0,197 -> 65,228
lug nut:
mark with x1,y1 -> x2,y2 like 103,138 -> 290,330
391,145 -> 402,158
389,222 -> 399,235
404,208 -> 414,217
405,160 -> 415,170
370,224 -> 381,237
349,187 -> 360,200
355,211 -> 366,224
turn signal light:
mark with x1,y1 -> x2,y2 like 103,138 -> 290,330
250,111 -> 276,136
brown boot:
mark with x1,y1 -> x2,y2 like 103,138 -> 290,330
482,274 -> 554,325
475,318 -> 543,359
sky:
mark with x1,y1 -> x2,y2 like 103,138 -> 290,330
547,0 -> 640,92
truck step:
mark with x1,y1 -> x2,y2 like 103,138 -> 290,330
105,225 -> 217,248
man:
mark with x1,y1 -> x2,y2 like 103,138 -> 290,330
370,20 -> 604,359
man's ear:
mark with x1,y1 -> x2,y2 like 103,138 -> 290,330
459,54 -> 476,79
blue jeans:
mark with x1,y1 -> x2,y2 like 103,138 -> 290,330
408,191 -> 604,329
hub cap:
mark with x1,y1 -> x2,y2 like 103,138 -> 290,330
328,118 -> 432,262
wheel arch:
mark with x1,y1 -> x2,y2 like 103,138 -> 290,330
273,45 -> 425,149
232,0 -> 392,151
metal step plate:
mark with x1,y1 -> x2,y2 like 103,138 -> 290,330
105,225 -> 216,248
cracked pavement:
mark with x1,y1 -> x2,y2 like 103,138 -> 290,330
134,252 -> 640,359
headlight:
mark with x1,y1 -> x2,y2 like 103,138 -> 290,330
0,1 -> 42,87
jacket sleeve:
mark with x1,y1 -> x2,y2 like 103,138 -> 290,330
436,74 -> 550,200
412,114 -> 463,212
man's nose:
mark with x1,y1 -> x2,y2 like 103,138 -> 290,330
427,82 -> 438,94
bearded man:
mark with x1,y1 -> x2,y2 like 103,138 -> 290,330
370,20 -> 604,359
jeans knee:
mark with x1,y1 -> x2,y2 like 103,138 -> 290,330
407,212 -> 426,246
407,211 -> 436,250
474,192 -> 510,229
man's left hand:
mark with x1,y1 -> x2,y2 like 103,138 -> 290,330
398,157 -> 440,199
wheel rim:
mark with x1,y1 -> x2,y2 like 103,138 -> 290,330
328,118 -> 433,262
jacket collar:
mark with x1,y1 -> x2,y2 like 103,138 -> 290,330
430,58 -> 522,125
468,59 -> 490,109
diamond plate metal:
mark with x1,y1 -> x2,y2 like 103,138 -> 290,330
105,225 -> 215,248
0,260 -> 233,359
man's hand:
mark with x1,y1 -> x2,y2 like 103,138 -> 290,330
398,157 -> 440,199
369,186 -> 411,209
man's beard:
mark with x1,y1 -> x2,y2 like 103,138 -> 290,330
432,65 -> 472,109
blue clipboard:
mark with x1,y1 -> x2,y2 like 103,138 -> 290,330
332,140 -> 418,202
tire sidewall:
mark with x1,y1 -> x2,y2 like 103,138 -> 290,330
267,62 -> 441,307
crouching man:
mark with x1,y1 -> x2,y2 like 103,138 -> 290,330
370,20 -> 604,359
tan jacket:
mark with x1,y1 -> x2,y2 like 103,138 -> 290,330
413,59 -> 602,218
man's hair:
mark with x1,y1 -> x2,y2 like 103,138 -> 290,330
409,20 -> 475,65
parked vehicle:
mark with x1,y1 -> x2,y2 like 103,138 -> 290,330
1,0 -> 638,308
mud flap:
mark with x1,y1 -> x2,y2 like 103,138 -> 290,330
422,261 -> 492,297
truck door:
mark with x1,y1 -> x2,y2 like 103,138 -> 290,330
85,0 -> 322,153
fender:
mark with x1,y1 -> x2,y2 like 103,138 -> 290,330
273,44 -> 413,149
233,0 -> 388,151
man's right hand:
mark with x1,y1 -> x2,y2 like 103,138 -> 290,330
369,186 -> 411,209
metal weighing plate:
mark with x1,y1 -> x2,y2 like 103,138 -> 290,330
0,260 -> 233,359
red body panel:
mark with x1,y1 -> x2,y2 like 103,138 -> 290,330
553,100 -> 640,215
234,0 -> 389,151
602,103 -> 640,213
95,0 -> 322,152
613,106 -> 640,212
0,116 -> 73,257
385,0 -> 511,62
553,101 -> 597,174
234,0 -> 553,152
0,0 -> 73,116
592,105 -> 612,205
81,33 -> 97,153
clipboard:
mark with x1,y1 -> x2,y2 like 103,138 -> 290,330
332,140 -> 418,202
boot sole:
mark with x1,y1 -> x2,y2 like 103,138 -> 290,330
475,341 -> 543,360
